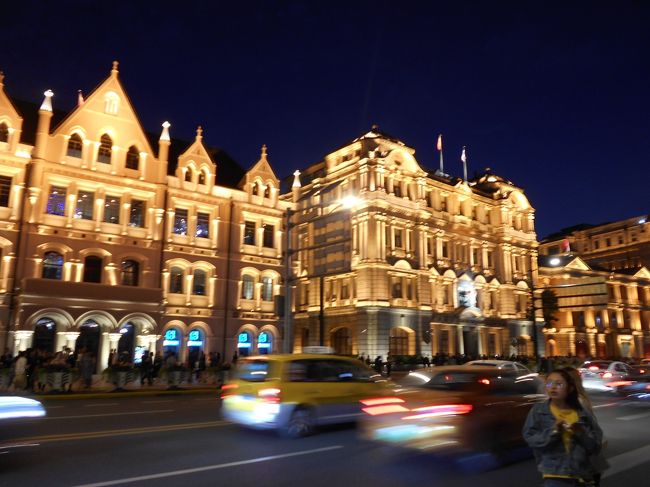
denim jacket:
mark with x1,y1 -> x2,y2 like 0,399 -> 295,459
522,400 -> 603,479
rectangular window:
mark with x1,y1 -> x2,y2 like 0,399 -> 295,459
487,250 -> 494,268
244,221 -> 256,245
440,197 -> 447,212
262,223 -> 274,248
593,240 -> 599,250
606,238 -> 611,247
103,195 -> 120,224
74,190 -> 94,220
391,278 -> 402,299
427,238 -> 433,255
129,199 -> 145,227
393,184 -> 402,198
47,186 -> 67,216
442,241 -> 449,258
394,229 -> 403,248
261,276 -> 273,301
341,281 -> 349,299
0,175 -> 12,207
173,208 -> 188,235
472,248 -> 480,265
196,212 -> 210,238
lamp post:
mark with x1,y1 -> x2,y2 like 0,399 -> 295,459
283,194 -> 358,352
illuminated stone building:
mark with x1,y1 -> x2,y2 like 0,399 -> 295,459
286,128 -> 539,359
538,216 -> 650,359
0,64 -> 288,370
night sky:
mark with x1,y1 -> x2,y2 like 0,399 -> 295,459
1,1 -> 649,238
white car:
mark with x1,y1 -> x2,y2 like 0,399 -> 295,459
579,360 -> 632,391
463,360 -> 543,393
0,396 -> 46,420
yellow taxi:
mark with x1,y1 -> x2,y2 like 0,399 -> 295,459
220,348 -> 391,437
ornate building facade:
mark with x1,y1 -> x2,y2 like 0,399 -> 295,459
285,128 -> 540,359
0,64 -> 289,371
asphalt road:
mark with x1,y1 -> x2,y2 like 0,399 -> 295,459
1,392 -> 649,487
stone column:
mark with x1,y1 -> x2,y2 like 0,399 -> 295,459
14,330 -> 34,353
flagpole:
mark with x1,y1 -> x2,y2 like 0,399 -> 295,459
437,134 -> 444,174
461,146 -> 468,182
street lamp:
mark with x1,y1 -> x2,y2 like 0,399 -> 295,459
283,194 -> 359,352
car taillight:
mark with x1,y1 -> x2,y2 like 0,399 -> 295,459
478,378 -> 490,385
361,397 -> 408,416
402,404 -> 473,420
603,372 -> 613,379
258,388 -> 281,403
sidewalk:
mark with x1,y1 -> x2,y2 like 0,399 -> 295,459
1,378 -> 221,401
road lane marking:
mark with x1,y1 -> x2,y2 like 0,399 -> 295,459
140,400 -> 174,404
603,444 -> 650,479
0,420 -> 229,446
593,402 -> 619,409
616,411 -> 650,421
84,403 -> 119,407
45,409 -> 174,420
72,445 -> 344,487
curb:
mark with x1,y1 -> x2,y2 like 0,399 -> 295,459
15,387 -> 220,401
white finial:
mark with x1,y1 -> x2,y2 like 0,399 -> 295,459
196,126 -> 203,140
112,60 -> 119,75
0,71 -> 4,87
292,170 -> 301,188
261,144 -> 268,159
77,90 -> 84,107
160,121 -> 171,141
40,89 -> 54,112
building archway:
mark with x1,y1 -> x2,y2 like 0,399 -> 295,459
33,318 -> 57,353
331,327 -> 351,355
545,338 -> 558,357
389,326 -> 414,356
76,319 -> 102,360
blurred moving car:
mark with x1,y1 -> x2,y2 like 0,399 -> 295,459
0,396 -> 46,420
464,360 -> 543,392
611,375 -> 650,401
578,360 -> 632,391
221,352 -> 391,437
358,366 -> 544,457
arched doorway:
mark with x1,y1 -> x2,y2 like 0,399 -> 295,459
187,329 -> 204,367
117,323 -> 135,363
76,320 -> 101,360
257,331 -> 272,355
331,328 -> 351,355
237,331 -> 252,357
162,328 -> 182,358
574,338 -> 588,359
33,318 -> 57,353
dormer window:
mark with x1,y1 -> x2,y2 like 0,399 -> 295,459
264,185 -> 271,198
198,170 -> 206,185
67,133 -> 83,158
97,134 -> 112,164
125,146 -> 139,170
184,168 -> 192,182
104,91 -> 120,115
252,182 -> 259,196
0,122 -> 8,143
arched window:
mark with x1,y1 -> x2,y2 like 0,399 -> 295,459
67,133 -> 83,158
0,122 -> 8,143
98,134 -> 112,164
198,170 -> 206,185
252,183 -> 259,195
264,185 -> 271,198
261,276 -> 274,301
193,269 -> 206,295
241,275 -> 255,300
121,259 -> 139,286
83,255 -> 103,283
184,168 -> 192,182
42,251 -> 64,279
33,318 -> 56,353
169,267 -> 184,294
125,146 -> 139,170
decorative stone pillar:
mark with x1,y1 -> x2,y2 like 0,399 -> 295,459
14,330 -> 34,353
65,331 -> 80,351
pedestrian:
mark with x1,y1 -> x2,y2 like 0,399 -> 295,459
153,354 -> 163,382
80,351 -> 95,389
141,352 -> 153,386
232,351 -> 238,365
374,356 -> 383,374
12,351 -> 28,390
523,368 -> 603,486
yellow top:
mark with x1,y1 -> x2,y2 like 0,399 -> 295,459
543,403 -> 580,480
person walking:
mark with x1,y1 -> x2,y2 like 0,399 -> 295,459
141,352 -> 153,386
523,368 -> 603,486
80,351 -> 95,389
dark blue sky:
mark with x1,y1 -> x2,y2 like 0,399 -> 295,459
2,0 -> 649,238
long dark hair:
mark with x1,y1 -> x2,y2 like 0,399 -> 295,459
548,368 -> 582,411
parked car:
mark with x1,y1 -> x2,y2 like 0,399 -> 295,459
358,366 -> 545,458
578,360 -> 632,391
221,352 -> 392,437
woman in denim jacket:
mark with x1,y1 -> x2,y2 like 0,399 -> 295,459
522,368 -> 603,486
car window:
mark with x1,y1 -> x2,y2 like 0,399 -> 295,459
614,364 -> 627,373
233,359 -> 276,382
515,364 -> 530,374
287,359 -> 373,382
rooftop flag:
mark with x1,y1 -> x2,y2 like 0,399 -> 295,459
437,134 -> 444,173
437,134 -> 443,151
461,146 -> 468,182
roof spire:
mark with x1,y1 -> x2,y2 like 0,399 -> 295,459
261,144 -> 268,159
0,71 -> 4,87
111,60 -> 119,76
196,126 -> 203,140
160,121 -> 171,142
40,89 -> 54,112
292,169 -> 301,188
77,90 -> 84,107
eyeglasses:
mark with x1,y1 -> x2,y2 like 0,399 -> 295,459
545,381 -> 567,389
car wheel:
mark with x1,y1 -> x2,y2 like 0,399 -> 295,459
280,407 -> 314,438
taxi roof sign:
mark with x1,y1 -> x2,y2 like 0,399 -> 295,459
302,346 -> 335,354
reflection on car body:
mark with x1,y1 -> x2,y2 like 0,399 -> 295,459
359,366 -> 545,457
221,353 -> 391,438
0,396 -> 46,420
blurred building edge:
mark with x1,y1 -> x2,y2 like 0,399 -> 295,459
538,216 -> 650,359
0,64 -> 290,372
